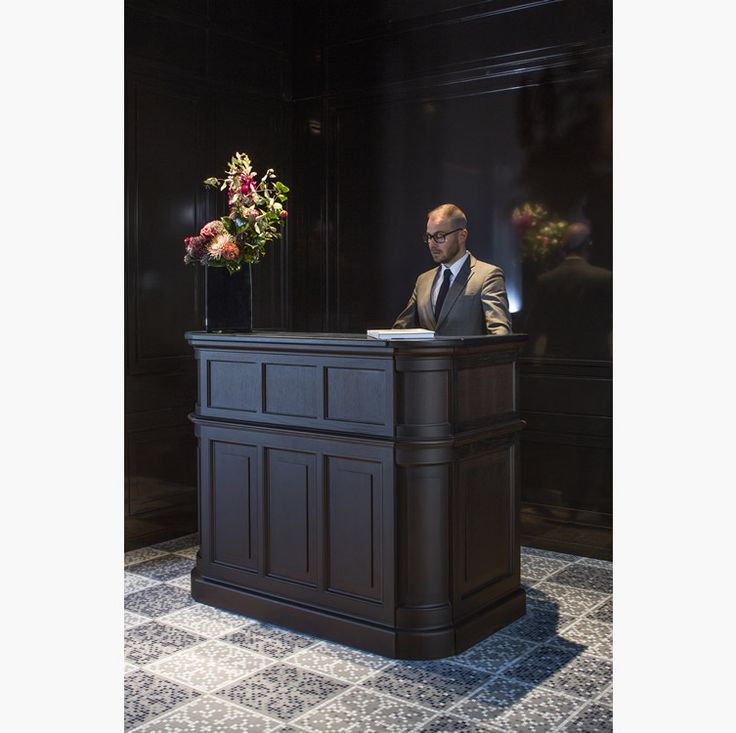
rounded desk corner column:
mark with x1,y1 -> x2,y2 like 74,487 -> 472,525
395,450 -> 455,658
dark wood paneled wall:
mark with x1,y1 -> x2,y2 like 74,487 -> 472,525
289,0 -> 612,557
125,0 -> 293,549
125,0 -> 612,557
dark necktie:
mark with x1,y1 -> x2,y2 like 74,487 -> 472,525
434,268 -> 452,321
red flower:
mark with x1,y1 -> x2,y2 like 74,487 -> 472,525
279,209 -> 288,219
221,242 -> 240,261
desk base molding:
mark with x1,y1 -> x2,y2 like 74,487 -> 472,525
191,569 -> 525,660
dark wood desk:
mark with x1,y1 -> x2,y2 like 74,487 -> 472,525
185,331 -> 527,659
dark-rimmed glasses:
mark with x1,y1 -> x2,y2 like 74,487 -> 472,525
423,228 -> 463,244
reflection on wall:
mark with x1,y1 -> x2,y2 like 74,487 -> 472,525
526,223 -> 612,360
301,45 -> 612,347
512,50 -> 613,361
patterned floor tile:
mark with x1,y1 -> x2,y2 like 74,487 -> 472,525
152,533 -> 200,551
520,554 -> 573,581
125,571 -> 161,596
539,654 -> 612,699
125,669 -> 199,730
145,639 -> 274,692
418,713 -> 496,731
125,584 -> 196,618
125,547 -> 168,566
131,695 -> 282,732
171,545 -> 200,560
521,547 -> 581,563
546,564 -> 613,594
495,605 -> 573,643
126,610 -> 152,629
166,574 -> 194,590
586,597 -> 612,624
125,621 -> 204,665
295,686 -> 434,732
491,687 -> 584,732
124,537 -> 614,732
559,702 -> 613,732
217,663 -> 349,722
550,618 -> 612,658
363,660 -> 490,711
596,685 -> 612,707
501,643 -> 584,688
159,604 -> 252,637
520,576 -> 538,591
453,635 -> 539,675
222,624 -> 319,659
127,554 -> 196,582
450,677 -> 533,725
290,641 -> 389,683
575,557 -> 612,570
526,583 -> 609,617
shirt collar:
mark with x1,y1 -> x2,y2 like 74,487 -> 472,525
441,251 -> 470,279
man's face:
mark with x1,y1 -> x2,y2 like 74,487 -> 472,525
426,216 -> 466,265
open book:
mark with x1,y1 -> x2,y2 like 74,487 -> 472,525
366,328 -> 435,340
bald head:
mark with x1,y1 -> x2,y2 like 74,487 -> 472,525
562,223 -> 592,254
427,203 -> 467,230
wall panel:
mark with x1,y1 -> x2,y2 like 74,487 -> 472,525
125,0 -> 293,550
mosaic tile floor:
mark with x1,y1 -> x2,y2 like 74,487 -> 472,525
125,535 -> 612,732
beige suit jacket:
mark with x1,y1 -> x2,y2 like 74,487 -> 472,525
393,253 -> 511,336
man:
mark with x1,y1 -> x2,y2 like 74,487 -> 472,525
528,222 -> 612,359
393,203 -> 511,336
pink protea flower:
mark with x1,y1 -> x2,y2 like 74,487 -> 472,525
206,233 -> 232,259
200,220 -> 226,238
244,207 -> 259,218
221,241 -> 240,261
279,209 -> 288,219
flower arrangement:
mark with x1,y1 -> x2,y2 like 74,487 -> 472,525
512,202 -> 568,265
183,152 -> 289,274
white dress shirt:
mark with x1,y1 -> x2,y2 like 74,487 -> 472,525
431,251 -> 470,310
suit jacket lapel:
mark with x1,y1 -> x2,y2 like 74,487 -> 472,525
420,267 -> 442,329
436,255 -> 473,328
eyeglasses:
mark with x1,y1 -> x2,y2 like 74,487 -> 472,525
423,228 -> 463,244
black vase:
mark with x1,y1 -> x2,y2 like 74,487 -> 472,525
205,264 -> 253,333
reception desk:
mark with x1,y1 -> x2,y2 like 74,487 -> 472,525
185,331 -> 527,659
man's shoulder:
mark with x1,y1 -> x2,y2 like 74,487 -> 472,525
417,266 -> 440,283
471,256 -> 504,277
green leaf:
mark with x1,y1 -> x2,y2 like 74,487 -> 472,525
274,182 -> 289,193
221,217 -> 237,235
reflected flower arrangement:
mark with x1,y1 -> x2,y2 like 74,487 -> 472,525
512,203 -> 567,265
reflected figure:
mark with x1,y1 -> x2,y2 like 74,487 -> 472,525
529,223 -> 612,359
